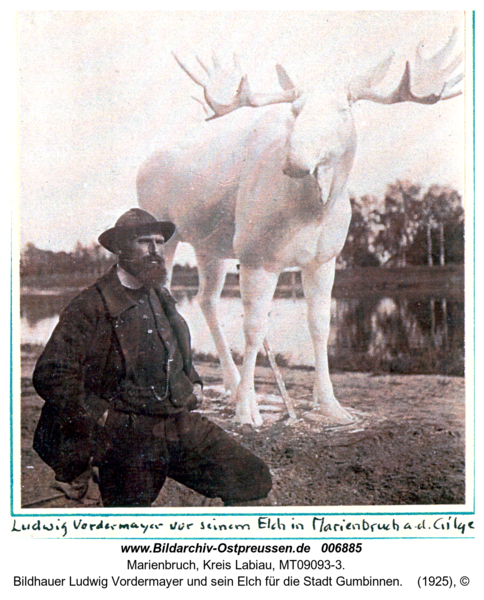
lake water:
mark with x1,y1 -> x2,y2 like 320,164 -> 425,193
20,289 -> 464,375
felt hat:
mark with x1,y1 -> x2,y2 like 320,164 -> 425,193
98,208 -> 176,253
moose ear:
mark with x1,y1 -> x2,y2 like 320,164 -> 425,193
291,94 -> 306,117
276,64 -> 296,91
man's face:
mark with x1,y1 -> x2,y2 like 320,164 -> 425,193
118,233 -> 167,286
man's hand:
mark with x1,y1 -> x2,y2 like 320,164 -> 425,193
54,468 -> 91,501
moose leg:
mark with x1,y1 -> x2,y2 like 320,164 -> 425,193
236,266 -> 279,426
196,253 -> 241,396
301,258 -> 353,424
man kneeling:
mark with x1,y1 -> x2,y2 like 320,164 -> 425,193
33,208 -> 271,507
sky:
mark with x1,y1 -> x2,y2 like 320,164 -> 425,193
17,10 -> 468,264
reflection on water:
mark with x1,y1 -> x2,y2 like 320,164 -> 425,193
20,289 -> 464,375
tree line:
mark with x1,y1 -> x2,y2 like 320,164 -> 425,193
21,181 -> 464,278
338,182 -> 464,268
21,241 -> 116,278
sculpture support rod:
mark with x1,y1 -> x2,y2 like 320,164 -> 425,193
263,338 -> 297,421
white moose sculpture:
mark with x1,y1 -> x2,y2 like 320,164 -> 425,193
137,31 -> 463,427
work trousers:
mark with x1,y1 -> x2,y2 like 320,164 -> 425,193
94,409 -> 272,507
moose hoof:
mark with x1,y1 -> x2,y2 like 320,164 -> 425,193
235,403 -> 263,428
308,401 -> 354,426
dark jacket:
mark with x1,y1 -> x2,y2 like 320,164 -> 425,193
33,266 -> 202,482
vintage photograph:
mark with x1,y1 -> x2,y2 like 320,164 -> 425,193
17,11 -> 468,510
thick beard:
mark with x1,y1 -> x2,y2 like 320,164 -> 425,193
120,256 -> 168,287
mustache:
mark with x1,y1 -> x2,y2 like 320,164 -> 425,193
121,255 -> 164,265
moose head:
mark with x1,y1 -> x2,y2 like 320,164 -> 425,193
174,28 -> 463,196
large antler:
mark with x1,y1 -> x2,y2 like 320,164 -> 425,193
349,28 -> 463,105
173,53 -> 298,119
173,53 -> 251,118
